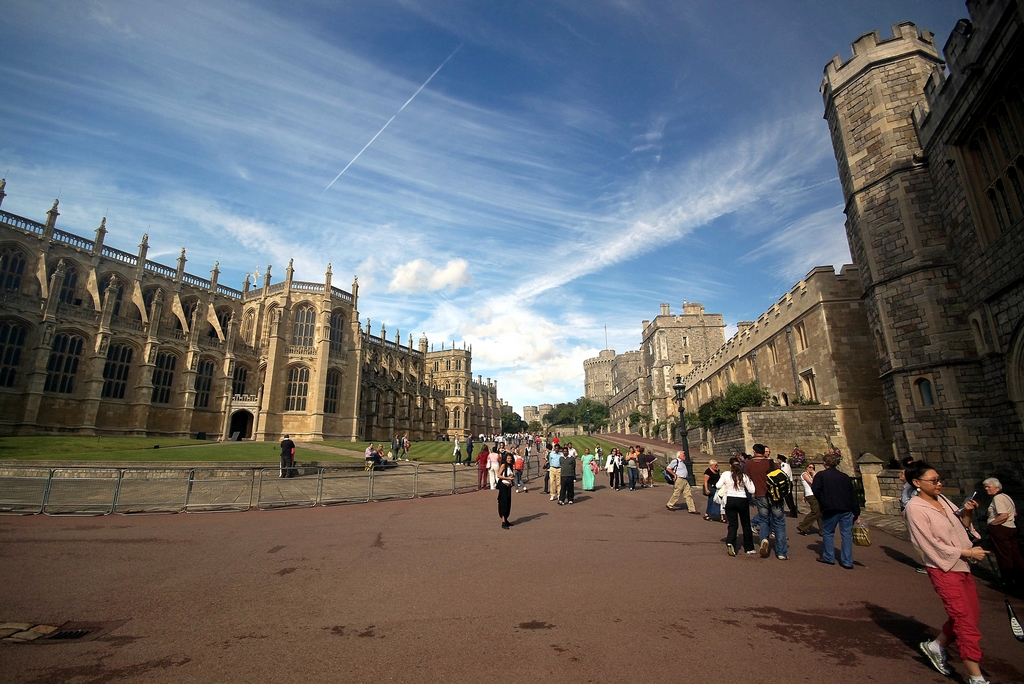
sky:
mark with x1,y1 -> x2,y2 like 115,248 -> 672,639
0,0 -> 968,415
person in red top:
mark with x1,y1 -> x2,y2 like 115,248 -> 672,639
514,451 -> 526,492
552,436 -> 560,447
476,446 -> 490,490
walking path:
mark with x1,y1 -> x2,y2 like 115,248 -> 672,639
3,467 -> 1022,683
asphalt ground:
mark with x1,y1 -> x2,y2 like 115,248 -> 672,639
2,473 -> 1023,683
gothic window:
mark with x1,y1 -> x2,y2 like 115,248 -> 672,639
44,333 -> 85,393
329,311 -> 344,353
433,361 -> 438,372
194,358 -> 215,408
98,277 -> 125,317
0,321 -> 27,387
285,366 -> 309,411
241,310 -> 256,345
794,322 -> 808,351
151,352 -> 177,404
101,343 -> 133,399
445,381 -> 451,396
209,307 -> 231,338
455,382 -> 461,396
453,407 -> 461,429
915,378 -> 935,407
455,359 -> 462,371
292,306 -> 315,347
800,370 -> 818,402
176,298 -> 198,331
0,246 -> 27,292
966,91 -> 1024,245
767,339 -> 778,365
47,264 -> 79,305
135,287 -> 159,321
232,365 -> 248,396
445,358 -> 451,371
324,369 -> 340,414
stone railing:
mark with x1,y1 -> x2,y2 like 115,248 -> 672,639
267,282 -> 286,295
102,245 -> 138,267
53,228 -> 94,251
216,284 -> 242,299
145,260 -> 177,279
198,336 -> 226,351
181,272 -> 211,290
0,209 -> 45,234
291,281 -> 323,293
57,303 -> 101,325
331,286 -> 354,303
1,290 -> 42,313
287,345 -> 317,357
158,325 -> 187,342
111,317 -> 145,333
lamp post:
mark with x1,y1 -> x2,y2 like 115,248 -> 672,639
672,375 -> 695,485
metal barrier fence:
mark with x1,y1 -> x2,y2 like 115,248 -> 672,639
0,459 -> 550,516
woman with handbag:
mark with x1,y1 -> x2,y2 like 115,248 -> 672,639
982,477 -> 1024,595
497,453 -> 516,529
904,462 -> 991,684
703,460 -> 722,522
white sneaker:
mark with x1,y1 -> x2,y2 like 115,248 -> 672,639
550,496 -> 555,501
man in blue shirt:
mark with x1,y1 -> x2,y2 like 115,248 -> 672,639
548,446 -> 562,501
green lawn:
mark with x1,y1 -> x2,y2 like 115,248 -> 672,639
0,436 -> 311,462
323,440 -> 460,463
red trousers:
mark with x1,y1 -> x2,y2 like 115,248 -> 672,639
926,568 -> 983,662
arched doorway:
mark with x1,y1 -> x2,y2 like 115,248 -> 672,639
229,410 -> 254,439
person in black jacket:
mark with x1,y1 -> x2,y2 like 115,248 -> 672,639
559,450 -> 576,505
280,434 -> 296,478
811,453 -> 861,569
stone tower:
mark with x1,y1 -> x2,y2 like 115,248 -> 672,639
821,21 -> 996,487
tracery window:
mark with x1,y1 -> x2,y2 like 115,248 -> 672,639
292,306 -> 315,347
285,366 -> 309,411
98,277 -> 125,317
151,352 -> 177,404
44,333 -> 84,393
194,358 -> 215,408
0,321 -> 27,387
232,365 -> 248,396
324,369 -> 340,414
329,311 -> 344,354
101,343 -> 133,399
241,310 -> 256,345
49,265 -> 79,305
0,247 -> 27,292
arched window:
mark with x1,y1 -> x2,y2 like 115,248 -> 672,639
433,361 -> 438,372
101,343 -> 133,399
329,311 -> 344,354
47,264 -> 79,305
453,407 -> 461,429
209,308 -> 231,338
285,366 -> 309,411
232,365 -> 248,396
194,358 -> 215,408
324,369 -> 340,414
98,277 -> 125,317
292,306 -> 315,347
135,288 -> 159,321
241,310 -> 256,345
44,333 -> 85,393
916,378 -> 935,407
176,299 -> 198,332
0,247 -> 27,292
151,352 -> 177,403
445,381 -> 451,396
455,382 -> 461,396
455,359 -> 462,371
446,359 -> 451,371
0,321 -> 27,387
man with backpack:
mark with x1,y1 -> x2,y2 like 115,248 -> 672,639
764,460 -> 792,560
665,451 -> 697,513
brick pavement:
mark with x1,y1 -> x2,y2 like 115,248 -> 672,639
2,476 -> 1022,683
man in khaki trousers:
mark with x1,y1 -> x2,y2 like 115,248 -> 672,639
666,451 -> 697,513
548,445 -> 562,501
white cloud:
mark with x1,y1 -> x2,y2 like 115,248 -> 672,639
388,258 -> 471,293
739,204 -> 852,281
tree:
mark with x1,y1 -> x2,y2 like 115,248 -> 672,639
501,411 -> 527,434
693,381 -> 769,430
542,398 -> 609,434
628,410 -> 651,433
527,420 -> 542,433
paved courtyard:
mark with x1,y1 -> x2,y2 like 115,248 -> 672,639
2,478 -> 1022,683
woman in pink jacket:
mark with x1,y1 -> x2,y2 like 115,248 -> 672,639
904,462 -> 990,684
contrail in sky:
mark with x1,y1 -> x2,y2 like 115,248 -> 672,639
321,44 -> 463,195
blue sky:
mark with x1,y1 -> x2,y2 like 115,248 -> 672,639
0,0 -> 967,414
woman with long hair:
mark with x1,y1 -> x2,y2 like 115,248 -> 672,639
497,453 -> 516,529
904,462 -> 990,683
477,446 -> 490,490
720,457 -> 755,556
626,447 -> 640,491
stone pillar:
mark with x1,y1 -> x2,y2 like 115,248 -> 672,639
858,452 -> 885,513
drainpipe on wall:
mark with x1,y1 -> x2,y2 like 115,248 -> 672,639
785,325 -> 801,401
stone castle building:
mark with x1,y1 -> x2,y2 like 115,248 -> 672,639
0,188 -> 501,441
680,265 -> 893,460
823,0 -> 1024,489
584,303 -> 725,435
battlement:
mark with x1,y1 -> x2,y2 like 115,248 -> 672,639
822,22 -> 940,97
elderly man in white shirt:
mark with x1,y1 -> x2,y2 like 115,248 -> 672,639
665,451 -> 698,513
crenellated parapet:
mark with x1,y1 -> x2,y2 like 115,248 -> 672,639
821,22 -> 940,98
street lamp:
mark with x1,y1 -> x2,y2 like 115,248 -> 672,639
672,375 -> 695,485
